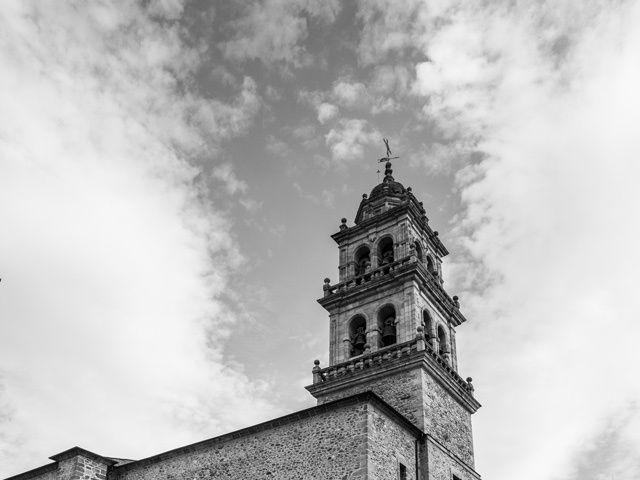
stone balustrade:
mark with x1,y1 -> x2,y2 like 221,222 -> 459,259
312,331 -> 474,396
323,256 -> 413,297
322,256 -> 461,315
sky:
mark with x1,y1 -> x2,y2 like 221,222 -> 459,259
1,0 -> 640,479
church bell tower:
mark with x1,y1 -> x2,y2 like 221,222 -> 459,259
306,151 -> 481,480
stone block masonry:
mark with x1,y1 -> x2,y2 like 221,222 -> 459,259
5,393 -> 426,480
112,401 -> 369,480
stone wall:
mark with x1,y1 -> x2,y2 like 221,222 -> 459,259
312,363 -> 476,473
111,401 -> 370,480
426,439 -> 480,480
7,451 -> 111,480
316,367 -> 425,431
422,371 -> 474,467
367,403 -> 417,480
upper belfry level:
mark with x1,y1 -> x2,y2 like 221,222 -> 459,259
308,158 -> 481,479
320,160 -> 466,367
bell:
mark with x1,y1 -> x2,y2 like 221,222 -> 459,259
353,331 -> 366,350
381,319 -> 396,345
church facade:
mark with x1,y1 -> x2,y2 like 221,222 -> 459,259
6,160 -> 481,480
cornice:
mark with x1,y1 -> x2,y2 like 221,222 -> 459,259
318,257 -> 466,327
306,346 -> 480,414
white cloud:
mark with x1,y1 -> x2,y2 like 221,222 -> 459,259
317,102 -> 339,124
325,118 -> 380,165
332,80 -> 370,109
222,0 -> 341,68
401,2 -> 640,479
0,1 -> 277,477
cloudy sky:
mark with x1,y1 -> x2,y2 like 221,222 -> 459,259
1,0 -> 640,478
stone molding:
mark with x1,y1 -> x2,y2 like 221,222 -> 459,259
320,258 -> 466,327
307,341 -> 480,414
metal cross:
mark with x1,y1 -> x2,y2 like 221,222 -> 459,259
378,138 -> 399,163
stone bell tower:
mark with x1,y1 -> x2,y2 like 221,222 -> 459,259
306,155 -> 481,480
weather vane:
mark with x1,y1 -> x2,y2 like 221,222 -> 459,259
378,138 -> 399,164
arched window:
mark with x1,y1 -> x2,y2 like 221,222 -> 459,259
377,304 -> 397,347
354,245 -> 371,276
378,237 -> 394,266
348,315 -> 367,357
437,325 -> 448,356
414,241 -> 423,261
426,255 -> 437,276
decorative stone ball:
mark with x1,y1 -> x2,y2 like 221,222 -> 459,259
466,377 -> 473,383
417,326 -> 424,333
434,231 -> 439,236
341,218 -> 347,223
453,295 -> 459,301
314,359 -> 320,366
407,187 -> 412,192
324,278 -> 330,284
362,193 -> 368,199
363,343 -> 371,350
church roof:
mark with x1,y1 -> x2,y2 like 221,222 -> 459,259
111,391 -> 423,474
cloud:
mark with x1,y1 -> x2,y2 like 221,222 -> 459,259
565,405 -> 640,480
265,135 -> 292,157
293,183 -> 336,208
0,1 -> 278,476
332,80 -> 370,109
393,1 -> 640,479
317,102 -> 339,124
369,64 -> 411,96
325,118 -> 380,165
211,162 -> 248,195
356,0 -> 429,65
298,90 -> 339,124
222,0 -> 341,68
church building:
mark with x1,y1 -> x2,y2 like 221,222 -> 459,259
6,158 -> 481,480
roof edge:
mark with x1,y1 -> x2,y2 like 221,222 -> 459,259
113,391 -> 421,473
49,446 -> 117,465
3,463 -> 57,480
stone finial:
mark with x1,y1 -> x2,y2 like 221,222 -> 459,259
362,193 -> 368,199
453,295 -> 460,308
312,360 -> 325,384
416,326 -> 425,351
407,186 -> 412,193
466,377 -> 475,394
323,278 -> 331,297
339,218 -> 347,230
363,343 -> 371,353
434,231 -> 439,236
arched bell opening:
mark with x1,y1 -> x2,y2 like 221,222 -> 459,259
414,241 -> 424,262
426,255 -> 437,276
377,304 -> 397,347
354,245 -> 371,276
378,236 -> 394,267
348,315 -> 367,357
437,324 -> 448,356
